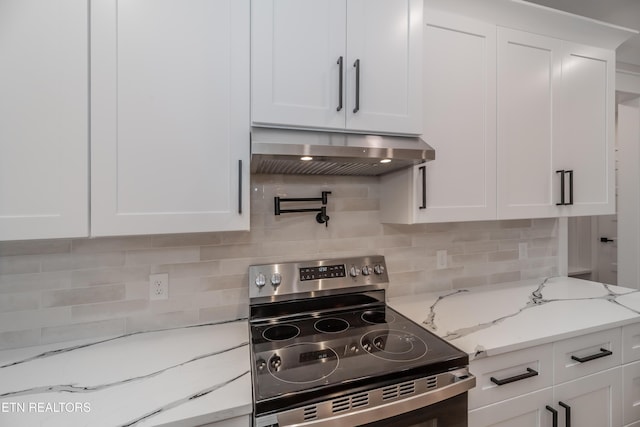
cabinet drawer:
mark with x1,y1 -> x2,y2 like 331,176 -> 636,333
554,328 -> 621,384
624,360 -> 640,426
469,344 -> 553,410
623,323 -> 640,364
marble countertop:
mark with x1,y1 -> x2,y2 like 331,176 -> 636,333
389,277 -> 640,360
0,320 -> 251,427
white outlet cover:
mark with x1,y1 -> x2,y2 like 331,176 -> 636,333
436,250 -> 447,270
518,242 -> 528,260
149,273 -> 169,300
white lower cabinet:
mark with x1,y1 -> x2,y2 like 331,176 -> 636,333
470,369 -> 622,427
469,388 -> 553,427
469,328 -> 626,427
623,324 -> 640,427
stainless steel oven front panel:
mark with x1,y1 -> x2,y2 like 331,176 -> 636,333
254,368 -> 475,427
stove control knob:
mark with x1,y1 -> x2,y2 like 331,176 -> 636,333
361,265 -> 372,276
255,273 -> 266,288
270,273 -> 282,287
373,264 -> 385,275
270,355 -> 282,370
256,359 -> 266,371
349,266 -> 361,277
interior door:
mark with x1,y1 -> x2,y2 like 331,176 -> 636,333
596,214 -> 618,285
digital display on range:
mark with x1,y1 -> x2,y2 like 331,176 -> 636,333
299,349 -> 335,363
299,264 -> 346,281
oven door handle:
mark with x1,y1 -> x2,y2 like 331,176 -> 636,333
276,372 -> 475,427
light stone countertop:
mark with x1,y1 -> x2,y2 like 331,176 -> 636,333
389,276 -> 640,360
0,320 -> 251,427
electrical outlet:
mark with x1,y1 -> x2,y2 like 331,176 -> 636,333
518,242 -> 528,259
149,273 -> 169,300
436,250 -> 447,270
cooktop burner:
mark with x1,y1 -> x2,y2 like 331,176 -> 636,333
267,342 -> 339,384
361,329 -> 427,361
262,324 -> 300,341
361,309 -> 395,324
314,317 -> 349,333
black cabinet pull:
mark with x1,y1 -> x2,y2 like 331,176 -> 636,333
559,401 -> 571,427
566,170 -> 574,205
556,170 -> 565,205
353,59 -> 360,113
546,406 -> 558,427
238,160 -> 243,214
337,56 -> 343,112
490,367 -> 538,386
419,165 -> 426,209
600,237 -> 614,243
570,348 -> 612,363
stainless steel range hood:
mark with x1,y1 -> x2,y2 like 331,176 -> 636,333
250,128 -> 435,176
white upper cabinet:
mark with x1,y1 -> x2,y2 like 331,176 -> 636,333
91,0 -> 250,236
497,29 -> 561,219
251,0 -> 346,130
380,10 -> 496,224
497,27 -> 616,219
0,0 -> 88,241
556,42 -> 615,217
251,0 -> 423,135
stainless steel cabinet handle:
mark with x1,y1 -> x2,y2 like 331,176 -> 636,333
353,59 -> 360,113
337,56 -> 343,112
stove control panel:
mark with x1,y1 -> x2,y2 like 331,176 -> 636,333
249,255 -> 389,300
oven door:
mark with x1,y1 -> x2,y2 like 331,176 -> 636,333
361,393 -> 467,427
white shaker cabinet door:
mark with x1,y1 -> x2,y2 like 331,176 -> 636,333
419,11 -> 496,222
469,388 -> 554,427
556,42 -> 615,217
553,367 -> 622,427
497,28 -> 561,220
346,0 -> 422,135
91,0 -> 250,236
0,0 -> 88,240
251,0 -> 347,130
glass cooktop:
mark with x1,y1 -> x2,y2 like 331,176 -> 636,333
250,304 -> 468,413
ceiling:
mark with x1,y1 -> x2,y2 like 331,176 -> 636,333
526,0 -> 640,66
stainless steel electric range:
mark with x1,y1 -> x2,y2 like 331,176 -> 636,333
249,255 -> 475,427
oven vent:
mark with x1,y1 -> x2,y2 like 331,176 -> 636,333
426,375 -> 438,390
331,392 -> 369,414
382,380 -> 417,401
303,405 -> 318,421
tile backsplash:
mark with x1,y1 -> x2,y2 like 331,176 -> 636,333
0,175 -> 558,350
